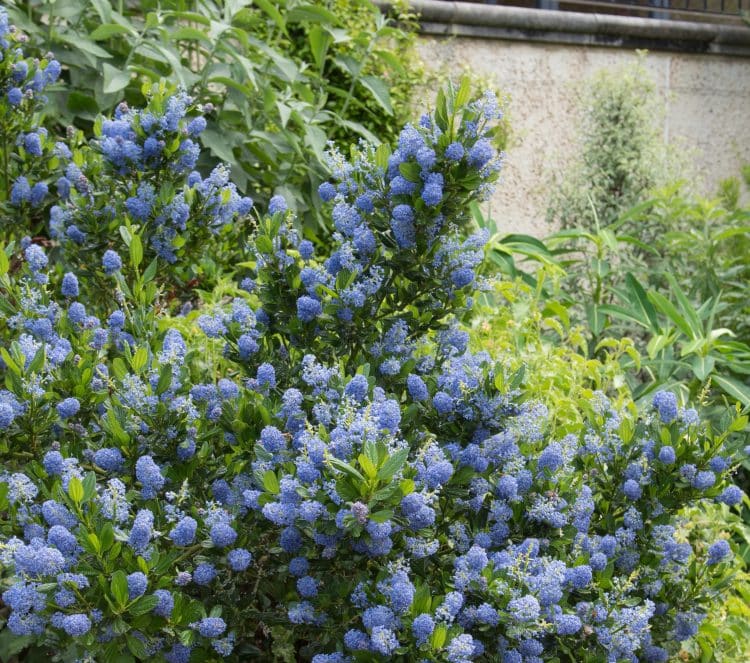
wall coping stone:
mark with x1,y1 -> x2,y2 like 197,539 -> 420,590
379,0 -> 750,56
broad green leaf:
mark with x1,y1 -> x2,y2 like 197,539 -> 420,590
690,355 -> 715,382
253,0 -> 287,33
665,272 -> 703,339
68,476 -> 84,504
262,470 -> 280,494
126,633 -> 148,659
309,25 -> 332,70
359,75 -> 393,116
647,291 -> 695,339
288,4 -> 337,23
713,374 -> 750,407
129,595 -> 160,616
90,23 -> 133,40
328,457 -> 366,483
111,570 -> 129,607
625,273 -> 660,332
377,448 -> 409,481
358,454 -> 377,479
129,234 -> 143,268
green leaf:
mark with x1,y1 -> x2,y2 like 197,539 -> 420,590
90,23 -> 133,40
358,453 -> 377,479
129,233 -> 143,269
262,470 -> 280,494
328,457 -> 366,483
131,347 -> 149,373
398,161 -> 422,183
647,291 -> 695,339
68,476 -> 84,504
253,0 -> 287,33
126,633 -> 148,659
690,355 -> 715,382
287,4 -> 338,24
431,623 -> 447,649
375,143 -> 391,171
359,76 -> 393,116
712,374 -> 750,407
625,273 -> 660,333
665,272 -> 703,339
143,258 -> 158,283
454,75 -> 473,108
376,448 -> 409,481
255,235 -> 274,254
156,364 -> 173,395
0,246 -> 8,276
129,595 -> 159,616
308,26 -> 332,70
82,472 -> 98,501
111,570 -> 129,607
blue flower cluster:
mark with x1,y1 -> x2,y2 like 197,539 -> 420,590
1,8 -> 63,230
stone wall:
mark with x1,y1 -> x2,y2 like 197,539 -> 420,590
410,4 -> 750,237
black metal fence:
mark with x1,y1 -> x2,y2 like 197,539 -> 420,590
451,0 -> 748,23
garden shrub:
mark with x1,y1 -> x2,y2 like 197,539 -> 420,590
470,280 -> 750,662
4,0 -> 425,230
547,56 -> 672,241
0,9 -> 748,662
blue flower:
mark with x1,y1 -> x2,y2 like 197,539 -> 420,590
623,479 -> 642,500
369,626 -> 399,656
227,548 -> 252,571
692,471 -> 715,490
412,613 -> 434,644
297,575 -> 318,598
128,509 -> 154,553
318,182 -> 337,202
407,374 -> 428,401
7,87 -> 22,105
60,613 -> 91,637
61,273 -> 79,297
210,522 -> 237,548
24,244 -> 47,272
445,142 -> 465,161
93,448 -> 124,472
717,485 -> 743,506
170,516 -> 197,546
653,390 -> 678,423
299,239 -> 314,260
193,562 -> 217,585
344,375 -> 369,402
195,617 -> 226,638
468,139 -> 493,168
269,195 -> 288,214
127,571 -> 148,599
56,398 -> 80,420
153,589 -> 174,618
102,250 -> 122,274
446,633 -> 475,662
135,456 -> 165,499
707,540 -> 730,565
507,595 -> 540,622
658,445 -> 675,464
297,296 -> 322,322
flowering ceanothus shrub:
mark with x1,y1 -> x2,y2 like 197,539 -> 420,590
0,8 -> 747,663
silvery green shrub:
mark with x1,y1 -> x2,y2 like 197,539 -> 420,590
0,8 -> 746,663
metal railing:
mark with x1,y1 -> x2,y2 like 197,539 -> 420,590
450,0 -> 748,23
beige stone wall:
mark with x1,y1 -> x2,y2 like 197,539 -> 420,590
417,36 -> 750,237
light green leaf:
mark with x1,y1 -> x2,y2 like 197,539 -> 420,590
359,75 -> 393,116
